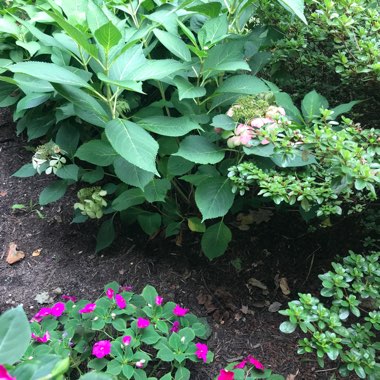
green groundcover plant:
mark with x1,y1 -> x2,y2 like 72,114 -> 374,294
0,282 -> 284,380
279,251 -> 380,379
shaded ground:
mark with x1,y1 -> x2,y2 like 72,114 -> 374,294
0,112 -> 362,379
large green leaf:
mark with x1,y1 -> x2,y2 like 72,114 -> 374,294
153,29 -> 192,61
275,92 -> 303,123
39,180 -> 68,205
58,0 -> 88,25
16,93 -> 51,113
87,0 -> 109,33
301,90 -> 329,122
201,221 -> 232,260
105,119 -> 159,175
137,116 -> 201,137
143,179 -> 171,202
9,62 -> 92,89
0,306 -> 31,365
216,75 -> 268,94
137,213 -> 162,235
203,42 -> 250,77
113,157 -> 154,189
173,76 -> 206,100
278,0 -> 307,24
75,140 -> 117,166
132,59 -> 185,81
175,136 -> 224,164
95,21 -> 122,51
96,218 -> 115,253
53,84 -> 111,127
97,73 -> 143,94
331,100 -> 362,120
112,188 -> 145,211
195,176 -> 235,220
12,163 -> 37,178
198,14 -> 228,47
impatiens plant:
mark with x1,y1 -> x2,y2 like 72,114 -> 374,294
215,355 -> 285,379
1,283 -> 213,379
0,0 -> 308,259
279,251 -> 380,379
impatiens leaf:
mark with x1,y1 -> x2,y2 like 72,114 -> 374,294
0,306 -> 31,365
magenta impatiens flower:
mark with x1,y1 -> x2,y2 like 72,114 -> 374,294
31,307 -> 52,322
234,359 -> 247,369
195,342 -> 208,363
0,365 -> 15,380
61,294 -> 77,302
106,288 -> 115,299
51,302 -> 65,317
79,303 -> 96,314
247,355 -> 264,370
31,331 -> 50,343
137,317 -> 150,329
173,304 -> 189,317
217,369 -> 235,380
122,336 -> 132,346
170,320 -> 180,333
92,340 -> 111,358
135,359 -> 146,368
155,296 -> 163,306
115,294 -> 126,309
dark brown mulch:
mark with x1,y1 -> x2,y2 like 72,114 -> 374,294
0,112 -> 361,379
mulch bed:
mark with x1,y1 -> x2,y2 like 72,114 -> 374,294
0,109 -> 361,379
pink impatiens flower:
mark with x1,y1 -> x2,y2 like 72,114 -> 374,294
92,340 -> 111,358
50,302 -> 65,318
217,369 -> 235,380
135,359 -> 146,368
173,304 -> 189,317
122,336 -> 132,346
79,303 -> 96,314
247,355 -> 264,370
0,364 -> 15,380
31,307 -> 52,322
234,359 -> 247,369
31,331 -> 50,343
155,296 -> 163,306
137,317 -> 150,329
61,295 -> 77,302
106,288 -> 115,299
115,294 -> 126,309
170,320 -> 180,333
195,342 -> 208,363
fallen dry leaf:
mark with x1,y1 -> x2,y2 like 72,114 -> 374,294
236,209 -> 273,230
32,248 -> 42,257
6,242 -> 25,265
280,277 -> 291,295
0,190 -> 7,197
268,301 -> 282,312
248,278 -> 268,291
35,291 -> 53,304
286,369 -> 299,379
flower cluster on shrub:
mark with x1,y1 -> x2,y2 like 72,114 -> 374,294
279,251 -> 380,379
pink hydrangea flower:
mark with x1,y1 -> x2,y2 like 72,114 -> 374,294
247,355 -> 264,370
195,342 -> 208,363
234,359 -> 247,369
217,369 -> 235,380
170,320 -> 180,333
122,336 -> 132,346
135,359 -> 146,368
265,106 -> 285,119
31,331 -> 50,343
115,294 -> 126,309
173,304 -> 189,317
261,138 -> 270,145
227,135 -> 242,148
31,307 -> 52,322
251,117 -> 274,129
61,295 -> 77,302
92,340 -> 111,358
79,303 -> 96,314
137,318 -> 150,329
106,288 -> 115,299
155,296 -> 163,306
0,364 -> 15,380
50,302 -> 65,318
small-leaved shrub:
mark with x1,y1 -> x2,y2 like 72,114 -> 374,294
279,251 -> 380,379
0,282 -> 214,380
